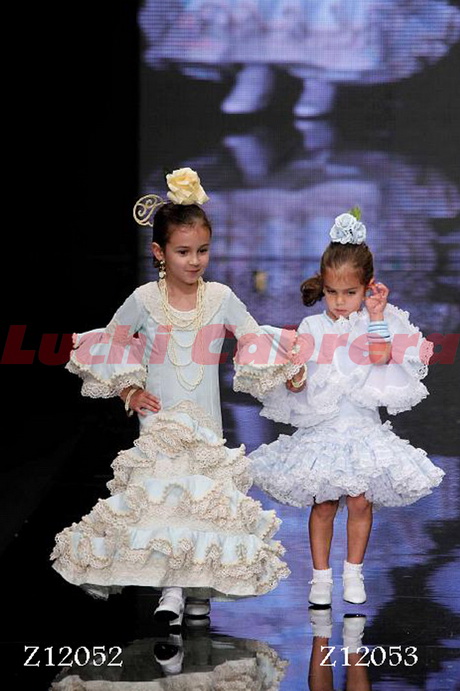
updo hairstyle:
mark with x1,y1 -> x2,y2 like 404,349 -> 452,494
301,242 -> 374,306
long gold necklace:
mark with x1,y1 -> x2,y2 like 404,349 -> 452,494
159,278 -> 206,391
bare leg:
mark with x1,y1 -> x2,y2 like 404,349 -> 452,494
346,494 -> 373,563
309,500 -> 339,569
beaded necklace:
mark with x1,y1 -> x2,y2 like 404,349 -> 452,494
159,278 -> 206,391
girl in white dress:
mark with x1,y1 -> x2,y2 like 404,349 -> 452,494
51,168 -> 300,625
248,209 -> 444,606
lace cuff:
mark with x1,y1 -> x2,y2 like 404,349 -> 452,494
233,327 -> 304,400
66,329 -> 147,398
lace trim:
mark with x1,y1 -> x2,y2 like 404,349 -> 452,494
136,281 -> 230,328
251,419 -> 445,509
73,480 -> 281,542
108,402 -> 251,495
146,399 -> 222,437
51,529 -> 290,597
65,360 -> 146,398
234,360 -> 303,400
108,443 -> 251,496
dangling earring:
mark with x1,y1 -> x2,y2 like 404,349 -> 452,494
159,260 -> 166,280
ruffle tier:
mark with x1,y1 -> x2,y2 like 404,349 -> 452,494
108,403 -> 251,495
51,403 -> 290,599
250,418 -> 444,510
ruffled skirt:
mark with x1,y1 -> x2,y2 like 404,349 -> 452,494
249,415 -> 444,510
51,402 -> 290,599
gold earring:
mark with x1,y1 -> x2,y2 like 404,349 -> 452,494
159,260 -> 166,280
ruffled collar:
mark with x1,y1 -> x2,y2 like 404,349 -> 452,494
322,309 -> 366,331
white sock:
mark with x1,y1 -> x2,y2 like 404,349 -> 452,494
162,587 -> 183,598
343,561 -> 363,574
312,567 -> 333,581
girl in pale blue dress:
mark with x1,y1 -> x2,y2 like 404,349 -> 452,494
248,210 -> 444,606
51,169 -> 300,625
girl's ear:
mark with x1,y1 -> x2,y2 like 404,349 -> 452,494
365,277 -> 375,297
152,242 -> 164,263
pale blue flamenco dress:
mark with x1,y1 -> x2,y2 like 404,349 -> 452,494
51,281 -> 300,600
249,305 -> 445,509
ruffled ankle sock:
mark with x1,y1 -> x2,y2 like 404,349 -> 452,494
343,561 -> 366,604
309,567 -> 333,605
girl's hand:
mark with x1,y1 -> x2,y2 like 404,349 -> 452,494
124,389 -> 161,416
286,366 -> 306,393
365,280 -> 389,319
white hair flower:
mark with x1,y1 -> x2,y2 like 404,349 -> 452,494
166,167 -> 209,205
329,211 -> 366,245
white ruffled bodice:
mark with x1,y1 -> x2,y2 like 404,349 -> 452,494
260,303 -> 434,428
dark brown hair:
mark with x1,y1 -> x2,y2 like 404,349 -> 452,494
301,242 -> 374,306
152,203 -> 212,267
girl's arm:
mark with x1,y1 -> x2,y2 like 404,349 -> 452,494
119,386 -> 160,416
223,289 -> 303,400
365,281 -> 391,365
286,365 -> 307,392
67,290 -> 150,399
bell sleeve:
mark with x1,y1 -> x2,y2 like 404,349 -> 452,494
347,304 -> 434,414
255,317 -> 313,425
65,290 -> 148,398
223,290 -> 303,400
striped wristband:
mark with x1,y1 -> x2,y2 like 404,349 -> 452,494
368,320 -> 391,341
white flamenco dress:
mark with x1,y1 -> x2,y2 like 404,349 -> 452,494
51,281 -> 301,600
248,305 -> 445,509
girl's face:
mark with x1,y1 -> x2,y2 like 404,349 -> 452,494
152,222 -> 211,287
323,265 -> 367,321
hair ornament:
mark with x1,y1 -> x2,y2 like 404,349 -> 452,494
166,167 -> 209,205
329,206 -> 366,245
133,194 -> 166,227
133,167 -> 209,227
